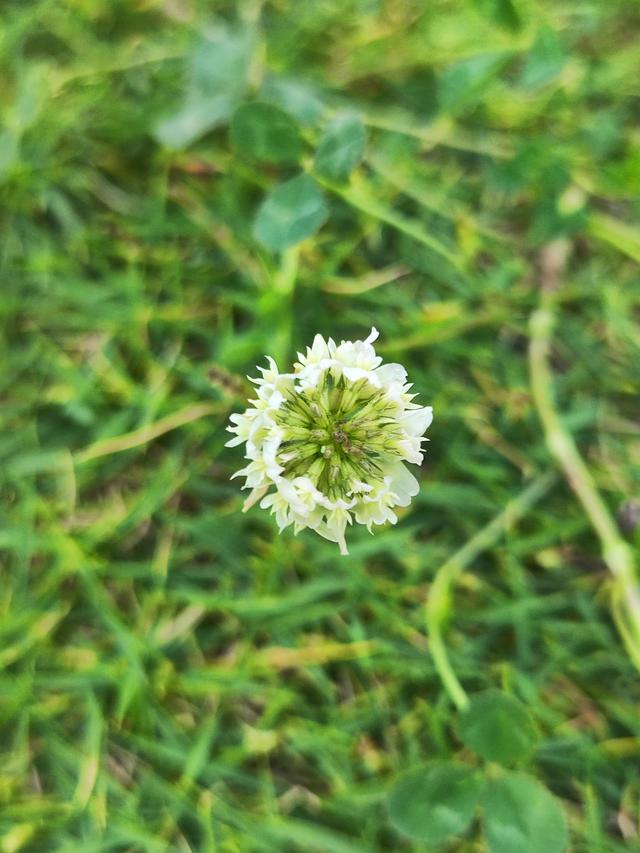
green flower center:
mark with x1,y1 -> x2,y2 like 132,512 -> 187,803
274,374 -> 404,498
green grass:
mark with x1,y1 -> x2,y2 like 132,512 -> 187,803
2,0 -> 640,850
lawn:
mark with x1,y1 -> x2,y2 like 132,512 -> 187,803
2,0 -> 640,850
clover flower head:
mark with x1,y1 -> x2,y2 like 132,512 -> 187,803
226,328 -> 433,554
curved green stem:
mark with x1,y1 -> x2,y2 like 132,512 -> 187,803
529,280 -> 640,670
426,472 -> 557,709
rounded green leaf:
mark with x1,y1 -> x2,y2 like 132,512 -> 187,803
253,174 -> 328,251
483,772 -> 568,853
314,113 -> 366,181
230,102 -> 302,164
458,690 -> 538,763
387,761 -> 483,844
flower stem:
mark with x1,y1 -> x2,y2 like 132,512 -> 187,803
426,471 -> 557,710
528,254 -> 640,670
268,246 -> 300,365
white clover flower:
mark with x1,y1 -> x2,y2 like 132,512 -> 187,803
226,328 -> 433,555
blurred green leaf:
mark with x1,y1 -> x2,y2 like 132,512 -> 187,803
588,212 -> 640,263
439,53 -> 508,112
520,27 -> 566,89
253,174 -> 328,251
314,113 -> 367,182
187,22 -> 255,98
483,772 -> 568,853
260,75 -> 326,125
11,64 -> 48,131
153,94 -> 235,149
230,102 -> 303,164
458,690 -> 538,763
0,129 -> 19,180
472,0 -> 521,31
153,22 -> 254,148
387,761 -> 483,843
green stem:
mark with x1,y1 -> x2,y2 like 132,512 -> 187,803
268,246 -> 299,366
529,287 -> 640,670
426,471 -> 557,710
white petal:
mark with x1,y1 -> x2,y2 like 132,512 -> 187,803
365,327 -> 379,344
401,406 -> 433,437
257,387 -> 285,408
314,521 -> 349,555
224,435 -> 245,447
354,501 -> 397,528
385,461 -> 420,506
310,334 -> 331,360
242,485 -> 269,511
396,437 -> 424,465
342,366 -> 379,385
374,362 -> 407,386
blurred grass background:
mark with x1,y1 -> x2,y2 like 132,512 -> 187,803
2,0 -> 640,849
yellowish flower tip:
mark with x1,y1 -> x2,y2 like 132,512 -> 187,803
226,328 -> 433,554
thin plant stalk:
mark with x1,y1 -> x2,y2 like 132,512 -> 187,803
529,243 -> 640,670
426,471 -> 557,710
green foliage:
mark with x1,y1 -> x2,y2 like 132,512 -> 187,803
1,0 -> 640,850
520,26 -> 567,90
483,772 -> 569,853
153,21 -> 255,148
231,102 -> 303,164
389,692 -> 562,848
458,689 -> 538,763
253,174 -> 328,250
314,113 -> 367,181
438,53 -> 509,113
388,762 -> 483,843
